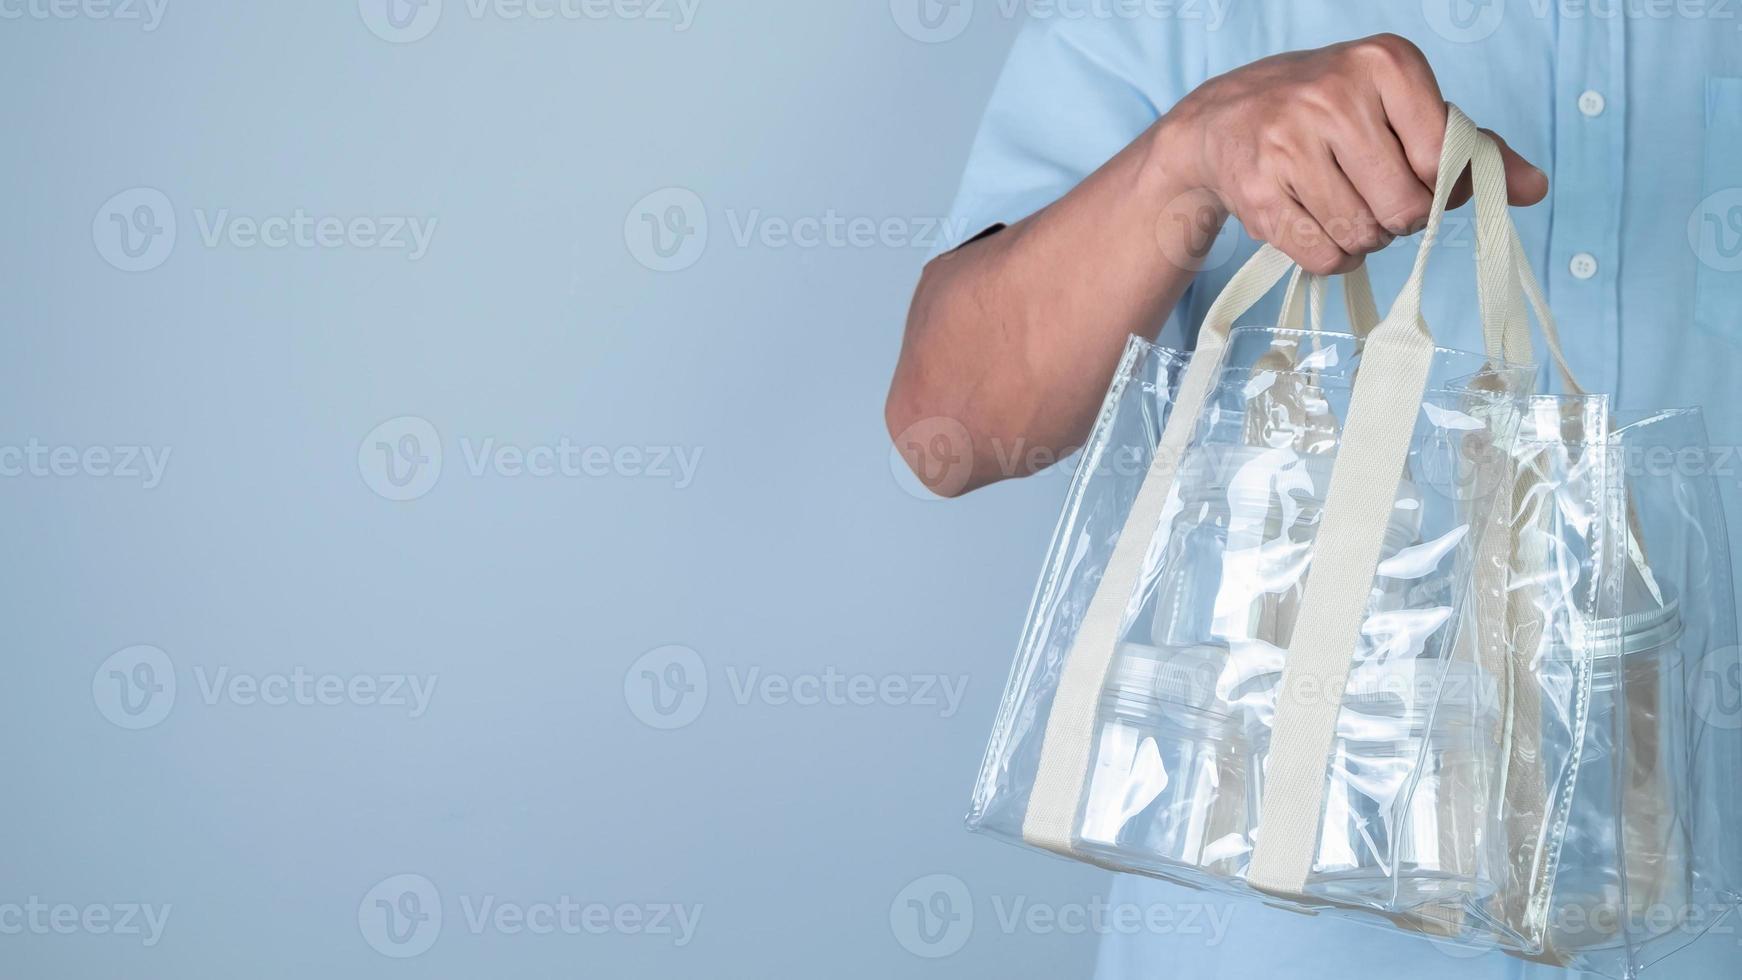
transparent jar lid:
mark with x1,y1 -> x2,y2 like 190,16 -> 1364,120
1101,641 -> 1235,731
1557,596 -> 1685,696
1573,597 -> 1685,660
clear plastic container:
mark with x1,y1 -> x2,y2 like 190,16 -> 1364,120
1550,593 -> 1689,954
1081,640 -> 1500,909
1537,407 -> 1742,979
1081,642 -> 1255,881
1292,659 -> 1496,909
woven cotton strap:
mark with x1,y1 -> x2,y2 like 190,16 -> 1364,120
1020,242 -> 1296,855
1246,107 -> 1489,893
1280,263 -> 1382,338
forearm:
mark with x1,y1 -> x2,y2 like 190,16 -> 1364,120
886,115 -> 1216,496
890,35 -> 1547,498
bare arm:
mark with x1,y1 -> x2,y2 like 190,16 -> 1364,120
886,33 -> 1548,496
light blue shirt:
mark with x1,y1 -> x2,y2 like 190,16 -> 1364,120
940,2 -> 1742,977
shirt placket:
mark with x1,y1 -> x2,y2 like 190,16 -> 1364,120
1548,8 -> 1627,395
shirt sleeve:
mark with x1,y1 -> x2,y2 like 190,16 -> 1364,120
935,16 -> 1214,345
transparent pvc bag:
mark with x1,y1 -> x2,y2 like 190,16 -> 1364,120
967,107 -> 1618,952
1526,407 -> 1742,978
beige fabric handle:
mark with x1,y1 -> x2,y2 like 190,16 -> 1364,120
1246,106 -> 1491,894
1468,138 -> 1585,394
1021,242 -> 1296,855
1280,264 -> 1382,338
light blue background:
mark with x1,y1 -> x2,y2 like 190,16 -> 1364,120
0,2 -> 1117,977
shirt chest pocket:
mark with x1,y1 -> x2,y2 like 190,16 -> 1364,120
1694,77 -> 1742,343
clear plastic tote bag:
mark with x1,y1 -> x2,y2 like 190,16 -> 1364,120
968,106 -> 1621,953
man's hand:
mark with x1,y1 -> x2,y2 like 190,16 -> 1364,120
887,33 -> 1548,496
1156,33 -> 1547,276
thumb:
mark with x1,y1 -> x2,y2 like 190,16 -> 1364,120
1483,129 -> 1550,206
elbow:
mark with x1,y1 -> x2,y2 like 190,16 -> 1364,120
885,264 -> 983,499
885,395 -> 979,501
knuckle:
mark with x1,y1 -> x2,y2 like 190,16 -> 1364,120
1296,80 -> 1352,121
1340,218 -> 1389,254
1382,197 -> 1431,234
1323,220 -> 1360,254
1297,250 -> 1346,278
1357,32 -> 1424,69
1236,184 -> 1284,221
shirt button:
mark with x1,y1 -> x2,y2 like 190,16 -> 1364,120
1578,90 -> 1607,117
1570,253 -> 1600,280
